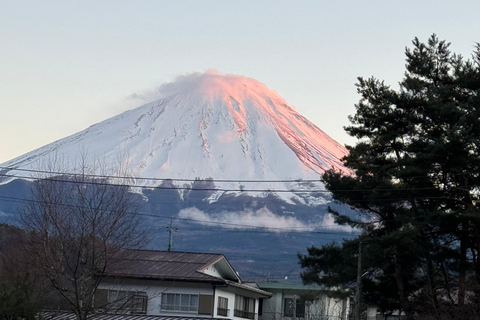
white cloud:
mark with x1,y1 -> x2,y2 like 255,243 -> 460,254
125,70 -> 227,106
178,207 -> 356,233
318,213 -> 356,232
178,207 -> 310,232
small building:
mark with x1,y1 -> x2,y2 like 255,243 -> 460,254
257,281 -> 350,320
93,249 -> 272,320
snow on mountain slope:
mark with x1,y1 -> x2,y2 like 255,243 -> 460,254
1,71 -> 350,195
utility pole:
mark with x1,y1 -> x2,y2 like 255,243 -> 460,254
355,241 -> 363,320
166,219 -> 178,251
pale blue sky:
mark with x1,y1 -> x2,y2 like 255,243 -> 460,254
1,1 -> 479,163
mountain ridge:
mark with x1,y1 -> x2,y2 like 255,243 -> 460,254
1,71 -> 350,187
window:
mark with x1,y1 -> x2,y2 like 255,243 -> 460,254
131,294 -> 148,314
217,296 -> 229,316
161,293 -> 199,313
234,295 -> 255,319
108,290 -> 148,314
283,297 -> 305,318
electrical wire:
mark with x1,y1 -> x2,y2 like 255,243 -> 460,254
0,166 -> 322,183
0,194 -> 359,236
0,167 -> 464,194
1,167 -> 475,231
0,172 -> 325,193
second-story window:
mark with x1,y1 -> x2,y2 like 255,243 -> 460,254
234,294 -> 255,319
217,296 -> 229,316
161,293 -> 199,313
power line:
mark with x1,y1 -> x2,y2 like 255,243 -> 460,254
0,169 -> 461,194
0,194 -> 359,236
3,167 -> 472,230
0,192 -> 457,230
0,173 -> 464,206
3,164 -> 475,183
0,166 -> 322,183
0,172 -> 324,193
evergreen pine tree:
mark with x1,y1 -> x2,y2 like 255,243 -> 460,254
299,35 -> 480,320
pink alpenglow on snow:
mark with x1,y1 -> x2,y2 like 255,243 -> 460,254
1,71 -> 351,186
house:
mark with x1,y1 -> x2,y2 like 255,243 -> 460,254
257,281 -> 351,320
93,249 -> 272,320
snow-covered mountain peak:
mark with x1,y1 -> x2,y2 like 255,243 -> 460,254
157,70 -> 281,102
1,71 -> 351,186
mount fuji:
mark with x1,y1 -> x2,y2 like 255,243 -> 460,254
2,70 -> 349,181
0,70 -> 358,279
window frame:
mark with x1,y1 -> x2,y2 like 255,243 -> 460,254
217,296 -> 229,317
234,294 -> 256,319
107,289 -> 148,314
160,293 -> 199,313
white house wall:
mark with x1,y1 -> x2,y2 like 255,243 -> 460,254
99,278 -> 214,316
261,291 -> 283,320
307,295 -> 348,320
215,286 -> 262,320
214,287 -> 237,319
99,279 -> 265,320
259,288 -> 349,320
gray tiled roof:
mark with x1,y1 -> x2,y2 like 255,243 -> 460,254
107,250 -> 226,282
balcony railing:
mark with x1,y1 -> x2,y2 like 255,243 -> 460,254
160,304 -> 198,313
234,309 -> 256,319
217,307 -> 229,316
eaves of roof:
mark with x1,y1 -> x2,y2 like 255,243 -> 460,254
225,280 -> 273,298
198,255 -> 241,282
257,282 -> 350,294
257,282 -> 328,290
102,271 -> 226,284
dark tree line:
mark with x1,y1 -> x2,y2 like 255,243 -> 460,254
1,157 -> 146,320
0,224 -> 44,320
299,35 -> 480,320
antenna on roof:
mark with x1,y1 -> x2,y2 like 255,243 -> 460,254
166,218 -> 178,251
